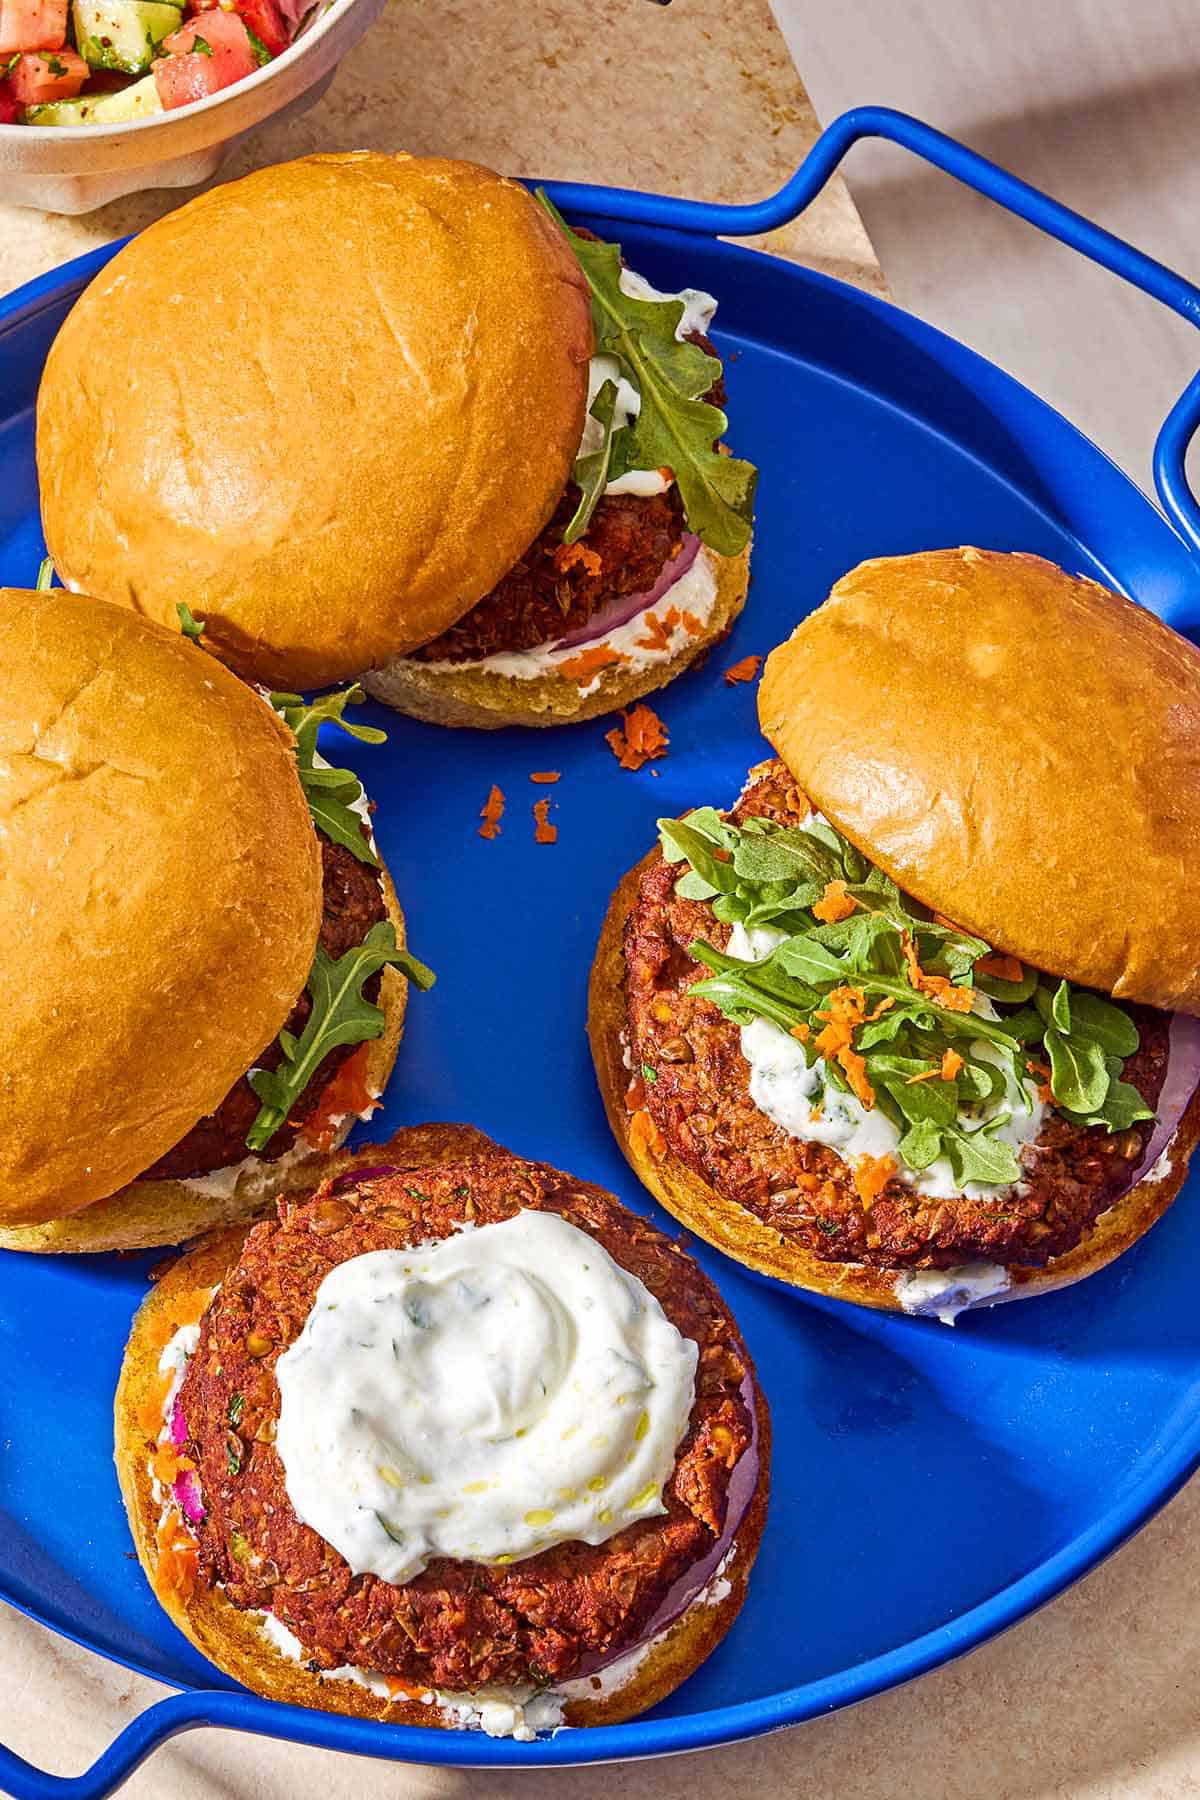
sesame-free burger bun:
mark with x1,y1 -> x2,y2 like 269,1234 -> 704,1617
759,548 -> 1200,1014
37,153 -> 593,692
589,852 -> 1200,1312
0,588 -> 322,1228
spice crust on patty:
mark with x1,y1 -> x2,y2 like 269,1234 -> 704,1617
140,832 -> 387,1182
173,1147 -> 755,1692
623,760 -> 1168,1271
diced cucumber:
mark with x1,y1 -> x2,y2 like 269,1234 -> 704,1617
24,67 -> 163,121
72,0 -> 180,73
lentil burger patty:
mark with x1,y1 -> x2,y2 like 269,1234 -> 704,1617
174,1146 -> 757,1692
624,760 -> 1169,1272
140,833 -> 387,1182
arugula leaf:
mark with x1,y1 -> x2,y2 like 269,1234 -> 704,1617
1050,979 -> 1072,1033
270,687 -> 386,868
1065,990 -> 1140,1058
565,378 -> 622,542
537,193 -> 756,556
244,22 -> 272,61
191,32 -> 213,54
897,1117 -> 943,1171
247,923 -> 435,1151
945,1121 -> 1022,1187
176,602 -> 205,643
775,934 -> 846,987
1043,1026 -> 1109,1115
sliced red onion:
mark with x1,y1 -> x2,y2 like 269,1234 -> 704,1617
552,534 -> 702,652
169,1400 -> 188,1449
173,1467 -> 206,1526
573,1363 -> 761,1680
328,1164 -> 400,1196
1124,1011 -> 1200,1190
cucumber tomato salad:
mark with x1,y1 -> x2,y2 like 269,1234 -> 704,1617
0,0 -> 309,125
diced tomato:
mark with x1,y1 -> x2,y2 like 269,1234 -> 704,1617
0,0 -> 66,52
154,9 -> 257,107
0,79 -> 16,122
7,44 -> 84,101
188,0 -> 286,59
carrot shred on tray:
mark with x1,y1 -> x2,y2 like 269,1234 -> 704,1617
533,798 -> 558,845
605,703 -> 669,771
724,654 -> 763,686
529,771 -> 561,785
557,644 -> 627,682
479,783 -> 505,841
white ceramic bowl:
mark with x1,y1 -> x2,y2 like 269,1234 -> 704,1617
0,0 -> 384,213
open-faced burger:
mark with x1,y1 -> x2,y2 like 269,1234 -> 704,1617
115,1125 -> 768,1737
36,152 -> 754,726
590,549 -> 1200,1322
0,585 -> 431,1254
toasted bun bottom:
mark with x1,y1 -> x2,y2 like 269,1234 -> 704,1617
114,1122 -> 768,1731
589,855 -> 1200,1313
362,544 -> 750,729
0,876 -> 408,1255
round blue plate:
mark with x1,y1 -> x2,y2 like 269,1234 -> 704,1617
2,116 -> 1200,1787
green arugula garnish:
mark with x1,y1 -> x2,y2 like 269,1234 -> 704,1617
35,557 -> 55,592
176,602 -> 205,643
536,193 -> 756,555
191,32 -> 213,54
663,806 -> 1152,1188
244,23 -> 272,62
246,923 -> 435,1152
270,686 -> 385,868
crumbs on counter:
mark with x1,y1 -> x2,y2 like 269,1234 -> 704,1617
533,798 -> 558,844
605,703 -> 669,772
724,654 -> 763,686
479,784 -> 505,840
529,771 -> 561,784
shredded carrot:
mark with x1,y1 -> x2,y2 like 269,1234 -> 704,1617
941,1048 -> 964,1081
812,879 -> 857,924
144,1283 -> 211,1355
554,541 -> 603,577
533,797 -> 558,845
901,931 -> 976,1012
1026,1056 -> 1054,1104
625,1075 -> 646,1112
932,911 -> 971,934
976,951 -> 1024,984
905,1068 -> 942,1086
812,986 -> 875,1107
151,1443 -> 195,1487
479,783 -> 505,841
557,644 -> 627,682
724,655 -> 763,686
605,703 -> 670,771
636,609 -> 676,653
155,1508 -> 198,1601
790,1022 -> 810,1043
853,1153 -> 896,1209
529,771 -> 560,785
680,611 -> 704,638
866,997 -> 894,1021
138,1371 -> 176,1440
384,1675 -> 425,1700
298,1044 -> 376,1150
629,1108 -> 667,1161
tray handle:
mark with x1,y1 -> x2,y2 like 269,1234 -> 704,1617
546,104 -> 1200,556
0,1690 -> 293,1800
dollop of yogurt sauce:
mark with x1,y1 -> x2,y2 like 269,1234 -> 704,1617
273,1210 -> 698,1586
577,268 -> 718,497
726,919 -> 1044,1203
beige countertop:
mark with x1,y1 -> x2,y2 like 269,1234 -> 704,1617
1,3 -> 1196,1797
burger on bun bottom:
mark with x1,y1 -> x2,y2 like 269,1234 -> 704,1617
115,1125 -> 768,1737
589,547 -> 1200,1322
365,542 -> 750,731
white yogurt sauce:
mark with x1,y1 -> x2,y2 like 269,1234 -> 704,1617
893,1263 -> 1011,1325
410,547 -> 718,694
726,920 -> 1044,1202
273,1210 -> 698,1587
577,269 -> 718,499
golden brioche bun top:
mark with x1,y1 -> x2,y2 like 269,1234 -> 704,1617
759,547 -> 1200,1013
0,588 -> 322,1225
37,152 -> 593,691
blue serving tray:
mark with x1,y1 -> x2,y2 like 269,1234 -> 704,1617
2,109 -> 1200,1799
